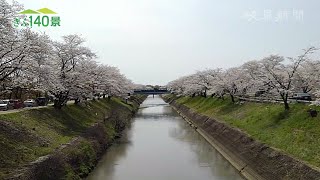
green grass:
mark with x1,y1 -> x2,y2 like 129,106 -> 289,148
0,97 -> 138,178
168,95 -> 320,168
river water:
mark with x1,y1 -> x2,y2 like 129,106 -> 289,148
87,95 -> 244,180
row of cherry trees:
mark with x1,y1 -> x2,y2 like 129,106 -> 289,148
168,47 -> 320,110
0,0 -> 134,108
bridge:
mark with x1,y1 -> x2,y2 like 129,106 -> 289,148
133,89 -> 169,95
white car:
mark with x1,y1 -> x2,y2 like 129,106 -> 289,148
24,99 -> 37,107
0,100 -> 10,111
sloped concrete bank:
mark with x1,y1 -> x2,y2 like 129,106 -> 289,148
7,96 -> 146,180
163,96 -> 320,180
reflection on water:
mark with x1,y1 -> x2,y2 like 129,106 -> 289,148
87,95 -> 244,180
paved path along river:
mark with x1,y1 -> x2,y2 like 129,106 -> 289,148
87,95 -> 244,180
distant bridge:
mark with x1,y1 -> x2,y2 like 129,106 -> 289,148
133,89 -> 169,95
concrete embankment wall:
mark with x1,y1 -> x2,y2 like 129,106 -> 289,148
163,96 -> 320,180
8,96 -> 146,180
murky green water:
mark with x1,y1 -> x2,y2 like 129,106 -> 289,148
87,95 -> 244,180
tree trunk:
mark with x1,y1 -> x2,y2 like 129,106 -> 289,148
230,94 -> 235,103
53,92 -> 68,109
282,93 -> 290,110
53,100 -> 63,109
74,98 -> 81,105
303,87 -> 307,93
19,87 -> 23,99
218,94 -> 224,100
284,101 -> 290,110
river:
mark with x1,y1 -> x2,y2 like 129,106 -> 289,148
87,95 -> 244,180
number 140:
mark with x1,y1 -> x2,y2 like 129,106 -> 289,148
29,16 -> 50,27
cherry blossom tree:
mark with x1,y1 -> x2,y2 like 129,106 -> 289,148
168,69 -> 222,97
193,69 -> 221,97
0,1 -> 28,83
167,76 -> 188,95
50,34 -> 96,108
10,33 -> 58,94
0,0 -> 135,108
209,67 -> 251,102
294,60 -> 320,93
100,65 -> 133,98
257,47 -> 316,110
168,47 -> 319,109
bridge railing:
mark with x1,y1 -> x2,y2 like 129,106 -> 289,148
133,89 -> 169,94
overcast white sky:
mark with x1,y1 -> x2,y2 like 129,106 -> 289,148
15,0 -> 320,85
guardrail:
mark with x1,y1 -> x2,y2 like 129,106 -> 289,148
237,96 -> 314,104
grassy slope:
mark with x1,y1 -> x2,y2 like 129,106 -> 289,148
0,96 -> 141,178
168,95 -> 320,168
